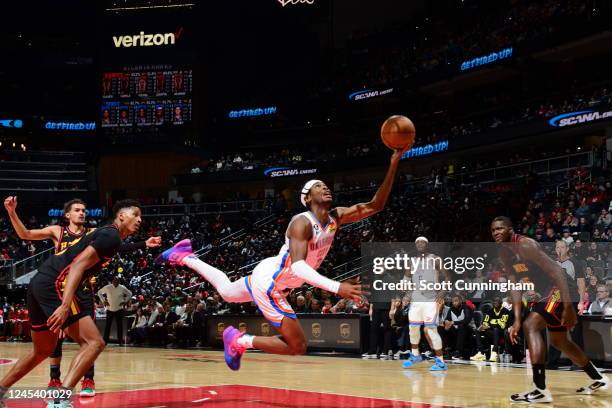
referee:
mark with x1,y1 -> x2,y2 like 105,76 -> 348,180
98,277 -> 132,345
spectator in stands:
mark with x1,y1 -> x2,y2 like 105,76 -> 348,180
471,296 -> 510,362
442,294 -> 473,359
586,275 -> 600,303
175,303 -> 196,347
587,285 -> 610,314
310,298 -> 322,313
128,308 -> 148,345
98,277 -> 133,345
595,208 -> 612,229
294,296 -> 309,313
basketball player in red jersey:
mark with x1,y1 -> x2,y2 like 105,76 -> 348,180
3,197 -> 161,398
491,216 -> 609,403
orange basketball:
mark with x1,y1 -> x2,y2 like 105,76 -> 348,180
380,115 -> 415,150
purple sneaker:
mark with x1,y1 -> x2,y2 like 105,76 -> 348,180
155,239 -> 193,266
223,326 -> 245,371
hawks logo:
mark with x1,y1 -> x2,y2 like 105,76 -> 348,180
327,222 -> 337,233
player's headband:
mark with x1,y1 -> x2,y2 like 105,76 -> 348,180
300,179 -> 323,207
415,236 -> 429,243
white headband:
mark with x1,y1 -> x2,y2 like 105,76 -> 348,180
300,179 -> 323,207
415,236 -> 429,243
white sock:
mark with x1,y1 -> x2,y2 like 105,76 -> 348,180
412,348 -> 420,356
236,334 -> 255,349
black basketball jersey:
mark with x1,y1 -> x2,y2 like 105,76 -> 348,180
39,225 -> 122,291
56,226 -> 94,254
502,234 -> 553,300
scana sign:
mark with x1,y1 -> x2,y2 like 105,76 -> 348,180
460,47 -> 513,71
48,208 -> 103,217
348,88 -> 394,101
401,140 -> 449,160
45,122 -> 95,131
263,167 -> 318,178
548,109 -> 612,127
229,106 -> 277,119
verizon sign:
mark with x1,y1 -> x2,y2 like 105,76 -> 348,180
112,28 -> 183,48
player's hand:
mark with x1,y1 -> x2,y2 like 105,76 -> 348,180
47,304 -> 70,333
338,277 -> 363,302
508,321 -> 521,345
390,148 -> 408,164
3,196 -> 17,214
561,304 -> 577,329
145,236 -> 162,248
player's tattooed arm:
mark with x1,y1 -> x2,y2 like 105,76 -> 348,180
333,148 -> 406,225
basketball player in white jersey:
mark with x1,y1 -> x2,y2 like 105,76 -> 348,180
402,237 -> 449,371
156,148 -> 406,370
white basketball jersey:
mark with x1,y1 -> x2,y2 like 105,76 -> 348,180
411,253 -> 439,301
272,211 -> 338,290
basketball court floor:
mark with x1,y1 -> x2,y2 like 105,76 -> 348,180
0,343 -> 609,407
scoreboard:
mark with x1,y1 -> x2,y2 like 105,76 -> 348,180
100,69 -> 192,128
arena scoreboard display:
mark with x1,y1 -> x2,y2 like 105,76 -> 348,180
101,69 -> 192,128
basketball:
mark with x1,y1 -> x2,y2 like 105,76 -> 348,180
380,115 -> 416,150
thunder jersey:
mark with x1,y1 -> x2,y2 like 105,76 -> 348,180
410,253 -> 439,301
271,211 -> 338,290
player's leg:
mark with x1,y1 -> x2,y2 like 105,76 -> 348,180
422,302 -> 447,370
549,330 -> 609,394
0,330 -> 58,389
509,311 -> 552,403
402,302 -> 424,368
158,239 -> 252,303
60,328 -> 96,397
48,338 -> 64,388
61,317 -> 105,389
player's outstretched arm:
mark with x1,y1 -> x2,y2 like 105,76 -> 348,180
117,236 -> 161,253
4,196 -> 60,242
288,216 -> 362,301
47,246 -> 102,332
333,148 -> 406,225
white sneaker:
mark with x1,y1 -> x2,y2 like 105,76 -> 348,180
510,386 -> 553,403
489,351 -> 498,362
576,375 -> 610,395
470,352 -> 486,361
361,353 -> 378,359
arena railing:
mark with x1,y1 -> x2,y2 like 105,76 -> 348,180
1,246 -> 54,283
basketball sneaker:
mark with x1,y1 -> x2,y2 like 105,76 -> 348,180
576,375 -> 610,395
470,352 -> 486,361
223,326 -> 245,371
79,378 -> 95,397
401,354 -> 422,368
47,378 -> 62,389
155,239 -> 193,266
510,386 -> 553,403
489,351 -> 498,362
430,357 -> 448,371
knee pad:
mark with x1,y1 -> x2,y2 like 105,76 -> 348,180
424,326 -> 442,351
409,325 -> 421,344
